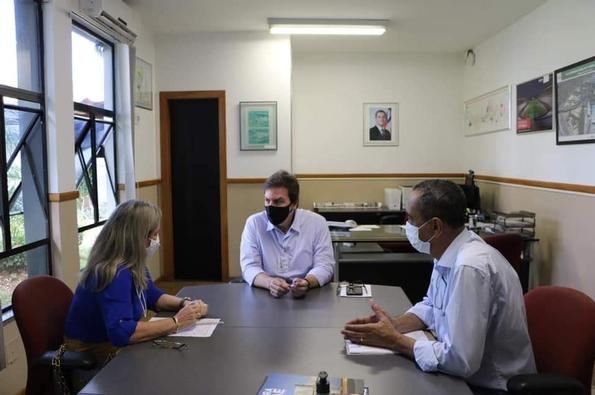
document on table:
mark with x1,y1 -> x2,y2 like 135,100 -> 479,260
149,317 -> 222,337
349,225 -> 380,231
337,284 -> 372,298
345,330 -> 429,355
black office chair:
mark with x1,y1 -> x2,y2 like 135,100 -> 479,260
12,275 -> 97,395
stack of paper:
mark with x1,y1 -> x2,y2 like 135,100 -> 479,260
350,225 -> 380,231
149,317 -> 222,337
345,330 -> 429,355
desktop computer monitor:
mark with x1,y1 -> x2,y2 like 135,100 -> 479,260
459,184 -> 481,211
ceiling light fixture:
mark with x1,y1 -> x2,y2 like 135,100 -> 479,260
268,18 -> 388,36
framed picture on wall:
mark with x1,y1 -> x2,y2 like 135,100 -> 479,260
363,103 -> 399,146
464,85 -> 511,136
134,57 -> 153,110
555,55 -> 595,145
516,74 -> 553,134
239,101 -> 277,150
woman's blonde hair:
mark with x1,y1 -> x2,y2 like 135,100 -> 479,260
80,199 -> 161,293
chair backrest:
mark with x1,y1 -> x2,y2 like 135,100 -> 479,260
524,286 -> 595,394
12,275 -> 74,394
483,233 -> 524,272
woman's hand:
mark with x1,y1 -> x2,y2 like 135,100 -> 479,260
174,300 -> 208,330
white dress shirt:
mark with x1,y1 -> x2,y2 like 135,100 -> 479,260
240,208 -> 335,286
408,229 -> 536,390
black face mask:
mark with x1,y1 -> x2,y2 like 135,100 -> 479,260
265,205 -> 292,226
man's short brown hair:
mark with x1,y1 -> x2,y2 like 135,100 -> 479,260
264,170 -> 300,204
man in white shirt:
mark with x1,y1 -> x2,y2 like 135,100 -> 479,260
240,170 -> 335,298
342,179 -> 535,393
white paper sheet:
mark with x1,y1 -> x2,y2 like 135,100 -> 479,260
345,330 -> 429,355
349,225 -> 380,231
149,317 -> 222,337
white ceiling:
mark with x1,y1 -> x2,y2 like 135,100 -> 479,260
124,0 -> 547,53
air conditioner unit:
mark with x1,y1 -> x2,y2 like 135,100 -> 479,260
77,0 -> 138,43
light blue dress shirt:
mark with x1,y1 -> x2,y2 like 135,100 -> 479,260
240,208 -> 335,286
408,229 -> 536,390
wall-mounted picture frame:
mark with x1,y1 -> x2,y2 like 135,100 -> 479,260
239,101 -> 277,151
516,74 -> 553,134
363,103 -> 398,146
464,85 -> 511,136
134,57 -> 152,110
555,56 -> 595,145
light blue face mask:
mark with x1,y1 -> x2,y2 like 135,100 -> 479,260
405,219 -> 436,254
146,236 -> 160,258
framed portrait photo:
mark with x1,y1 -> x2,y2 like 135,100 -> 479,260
555,55 -> 595,145
363,103 -> 398,146
239,101 -> 277,151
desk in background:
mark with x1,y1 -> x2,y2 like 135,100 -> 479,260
331,222 -> 537,294
329,225 -> 433,303
339,253 -> 433,304
330,224 -> 409,279
314,205 -> 406,225
80,284 -> 471,395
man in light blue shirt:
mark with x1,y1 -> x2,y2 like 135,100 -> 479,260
240,170 -> 335,298
342,180 -> 535,393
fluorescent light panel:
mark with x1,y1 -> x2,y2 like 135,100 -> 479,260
268,18 -> 387,36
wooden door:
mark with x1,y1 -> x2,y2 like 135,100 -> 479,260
159,91 -> 228,281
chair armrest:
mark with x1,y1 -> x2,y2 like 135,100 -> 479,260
35,350 -> 97,370
507,373 -> 585,395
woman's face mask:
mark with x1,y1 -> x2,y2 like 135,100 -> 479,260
405,219 -> 437,254
146,235 -> 160,258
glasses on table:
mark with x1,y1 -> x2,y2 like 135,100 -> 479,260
152,339 -> 188,350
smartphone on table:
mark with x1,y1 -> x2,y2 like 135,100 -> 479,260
346,281 -> 364,296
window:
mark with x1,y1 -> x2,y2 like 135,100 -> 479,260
0,1 -> 48,313
72,25 -> 118,270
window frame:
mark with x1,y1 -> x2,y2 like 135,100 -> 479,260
71,22 -> 119,236
0,1 -> 50,316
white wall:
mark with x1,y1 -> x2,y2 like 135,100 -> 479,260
44,0 -> 76,193
462,0 -> 595,185
463,0 -> 595,298
292,52 -> 464,173
133,24 -> 159,183
155,32 -> 292,178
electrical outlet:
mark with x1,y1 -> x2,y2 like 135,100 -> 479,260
6,338 -> 19,365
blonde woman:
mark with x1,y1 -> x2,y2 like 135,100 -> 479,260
64,200 -> 207,364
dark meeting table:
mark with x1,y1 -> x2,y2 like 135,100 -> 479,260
79,284 -> 472,395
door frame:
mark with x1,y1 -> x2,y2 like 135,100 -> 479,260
159,90 -> 228,281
